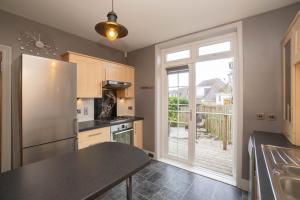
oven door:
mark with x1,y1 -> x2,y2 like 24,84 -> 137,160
111,129 -> 134,145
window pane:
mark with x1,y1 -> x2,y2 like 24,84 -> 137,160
168,73 -> 178,87
179,72 -> 189,87
198,41 -> 231,56
166,50 -> 190,62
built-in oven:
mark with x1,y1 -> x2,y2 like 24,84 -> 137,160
110,122 -> 133,145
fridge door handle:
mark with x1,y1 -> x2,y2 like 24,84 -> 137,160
74,118 -> 78,136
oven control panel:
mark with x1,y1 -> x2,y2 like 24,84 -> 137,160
111,122 -> 133,134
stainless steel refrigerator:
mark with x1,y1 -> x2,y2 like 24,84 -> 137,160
12,54 -> 77,168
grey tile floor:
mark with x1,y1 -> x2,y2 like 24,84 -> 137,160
98,160 -> 248,200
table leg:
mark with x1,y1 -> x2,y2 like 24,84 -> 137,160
126,176 -> 132,200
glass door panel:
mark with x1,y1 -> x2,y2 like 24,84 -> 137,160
194,58 -> 234,176
167,67 -> 189,160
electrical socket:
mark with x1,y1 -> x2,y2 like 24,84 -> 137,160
256,113 -> 265,120
267,113 -> 276,121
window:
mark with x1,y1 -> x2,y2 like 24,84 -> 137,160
166,50 -> 190,62
198,41 -> 231,56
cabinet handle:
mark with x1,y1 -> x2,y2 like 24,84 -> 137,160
88,133 -> 102,137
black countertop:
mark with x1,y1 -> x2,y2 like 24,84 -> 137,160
250,131 -> 298,200
78,116 -> 144,132
0,142 -> 150,200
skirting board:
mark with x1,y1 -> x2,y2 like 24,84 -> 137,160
239,178 -> 249,192
143,149 -> 156,159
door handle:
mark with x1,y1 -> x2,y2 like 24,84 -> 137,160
88,133 -> 102,137
190,110 -> 192,121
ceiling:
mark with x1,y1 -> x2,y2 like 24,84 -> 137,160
0,0 -> 299,52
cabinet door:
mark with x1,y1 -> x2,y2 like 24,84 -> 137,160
117,67 -> 135,98
106,63 -> 126,82
126,67 -> 135,97
134,120 -> 143,149
68,54 -> 104,98
86,60 -> 105,98
293,18 -> 300,64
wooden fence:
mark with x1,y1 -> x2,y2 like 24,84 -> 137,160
196,104 -> 232,150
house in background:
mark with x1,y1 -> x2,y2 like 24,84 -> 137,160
196,78 -> 232,105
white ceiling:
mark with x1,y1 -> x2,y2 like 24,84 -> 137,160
0,0 -> 299,52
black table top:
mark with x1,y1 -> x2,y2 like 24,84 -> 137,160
78,116 -> 144,132
0,142 -> 150,200
250,131 -> 299,200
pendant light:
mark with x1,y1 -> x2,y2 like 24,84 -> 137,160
95,0 -> 128,41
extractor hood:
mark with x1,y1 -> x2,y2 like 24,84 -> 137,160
102,80 -> 131,89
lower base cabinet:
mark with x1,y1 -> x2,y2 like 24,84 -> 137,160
134,120 -> 143,149
78,127 -> 110,150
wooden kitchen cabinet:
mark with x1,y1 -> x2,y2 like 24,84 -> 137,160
117,66 -> 135,98
134,120 -> 143,149
282,11 -> 300,145
61,52 -> 105,98
78,127 -> 110,150
105,63 -> 126,82
293,17 -> 300,64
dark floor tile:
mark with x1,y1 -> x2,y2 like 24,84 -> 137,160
150,187 -> 183,200
137,166 -> 158,179
133,192 -> 149,200
163,176 -> 192,194
182,176 -> 218,200
175,169 -> 197,184
211,182 -> 242,200
135,180 -> 161,199
133,174 -> 146,189
97,160 -> 246,200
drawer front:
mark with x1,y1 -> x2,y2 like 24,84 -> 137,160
78,127 -> 110,142
78,127 -> 110,149
78,136 -> 103,149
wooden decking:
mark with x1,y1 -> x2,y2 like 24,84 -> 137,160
168,137 -> 233,176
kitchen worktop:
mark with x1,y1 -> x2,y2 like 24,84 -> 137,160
250,131 -> 299,200
78,116 -> 144,132
0,142 -> 150,200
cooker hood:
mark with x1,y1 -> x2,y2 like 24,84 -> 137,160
102,80 -> 131,89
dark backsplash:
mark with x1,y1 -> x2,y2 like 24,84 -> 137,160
94,89 -> 117,120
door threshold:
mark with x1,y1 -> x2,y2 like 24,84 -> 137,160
157,158 -> 236,186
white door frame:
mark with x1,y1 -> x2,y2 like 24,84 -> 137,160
0,45 -> 12,172
155,22 -> 246,190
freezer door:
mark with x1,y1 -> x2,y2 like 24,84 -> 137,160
22,138 -> 77,165
22,55 -> 77,148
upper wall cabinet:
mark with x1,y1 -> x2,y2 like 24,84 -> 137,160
117,66 -> 135,98
61,51 -> 135,99
282,11 -> 300,146
61,52 -> 105,98
105,63 -> 126,82
293,18 -> 300,64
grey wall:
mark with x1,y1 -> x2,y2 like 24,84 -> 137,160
242,3 -> 300,179
127,3 -> 300,180
0,9 -> 126,64
127,46 -> 156,152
